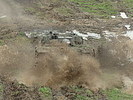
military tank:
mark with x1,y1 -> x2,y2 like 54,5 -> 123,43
25,30 -> 84,46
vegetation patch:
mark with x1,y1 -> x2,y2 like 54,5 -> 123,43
61,86 -> 133,100
0,84 -> 3,93
69,0 -> 118,18
18,32 -> 25,37
122,0 -> 133,17
24,7 -> 36,14
39,87 -> 52,99
55,7 -> 74,16
103,88 -> 133,100
0,40 -> 5,46
69,0 -> 133,18
0,84 -> 3,100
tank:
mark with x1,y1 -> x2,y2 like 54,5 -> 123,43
25,30 -> 84,46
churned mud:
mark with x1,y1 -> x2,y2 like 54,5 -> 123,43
1,0 -> 133,99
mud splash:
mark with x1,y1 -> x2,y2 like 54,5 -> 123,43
98,38 -> 133,94
0,41 -> 103,90
0,40 -> 133,91
1,37 -> 133,93
0,40 -> 35,77
18,41 -> 103,90
0,0 -> 41,34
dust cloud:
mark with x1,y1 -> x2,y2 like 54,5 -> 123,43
0,0 -> 38,32
1,38 -> 133,93
0,0 -> 103,90
14,41 -> 103,90
0,40 -> 35,77
98,38 -> 133,93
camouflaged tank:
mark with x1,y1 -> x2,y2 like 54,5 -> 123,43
70,34 -> 83,46
25,30 -> 84,46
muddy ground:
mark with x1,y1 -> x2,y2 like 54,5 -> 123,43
1,0 -> 133,37
0,0 -> 133,100
0,75 -> 109,100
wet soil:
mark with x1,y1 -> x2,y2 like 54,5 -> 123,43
0,76 -> 107,100
0,0 -> 133,99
